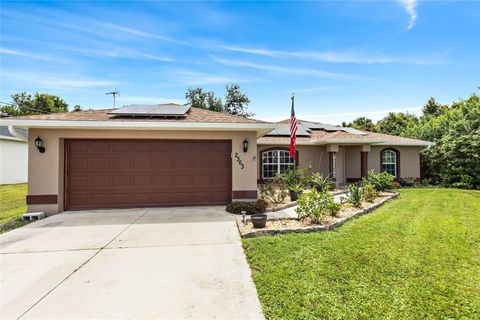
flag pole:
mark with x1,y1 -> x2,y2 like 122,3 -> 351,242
290,93 -> 297,160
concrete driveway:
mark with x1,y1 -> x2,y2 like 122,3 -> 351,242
0,207 -> 263,319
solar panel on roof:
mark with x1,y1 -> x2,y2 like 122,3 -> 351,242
300,121 -> 367,135
108,104 -> 190,117
265,124 -> 311,137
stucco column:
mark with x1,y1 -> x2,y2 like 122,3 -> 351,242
361,152 -> 368,178
328,152 -> 336,180
360,145 -> 371,178
326,144 -> 339,180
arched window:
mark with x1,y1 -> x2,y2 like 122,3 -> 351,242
381,148 -> 399,177
261,149 -> 296,179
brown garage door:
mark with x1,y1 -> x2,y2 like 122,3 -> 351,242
65,139 -> 232,210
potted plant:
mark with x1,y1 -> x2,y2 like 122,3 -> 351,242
251,213 -> 267,228
288,182 -> 304,201
277,167 -> 308,201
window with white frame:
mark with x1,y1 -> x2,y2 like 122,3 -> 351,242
261,149 -> 295,179
381,149 -> 398,177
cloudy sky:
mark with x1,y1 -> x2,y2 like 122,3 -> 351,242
1,1 -> 479,124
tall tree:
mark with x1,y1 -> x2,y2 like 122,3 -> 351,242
185,88 -> 223,112
185,84 -> 253,117
343,117 -> 377,132
377,112 -> 419,136
1,92 -> 70,117
223,84 -> 253,118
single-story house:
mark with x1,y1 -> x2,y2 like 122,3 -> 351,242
258,119 -> 433,185
0,126 -> 28,184
0,104 -> 432,215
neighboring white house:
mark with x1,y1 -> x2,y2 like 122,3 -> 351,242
0,126 -> 28,184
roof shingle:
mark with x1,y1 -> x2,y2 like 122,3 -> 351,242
5,107 -> 269,124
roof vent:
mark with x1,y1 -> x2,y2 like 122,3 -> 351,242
107,103 -> 190,118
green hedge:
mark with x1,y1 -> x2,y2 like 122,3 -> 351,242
226,200 -> 267,215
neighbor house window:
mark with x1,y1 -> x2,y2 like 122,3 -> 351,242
381,149 -> 399,177
261,149 -> 295,179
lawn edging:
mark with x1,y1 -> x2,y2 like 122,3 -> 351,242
239,191 -> 399,238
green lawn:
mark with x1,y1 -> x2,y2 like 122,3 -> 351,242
0,183 -> 28,233
243,188 -> 480,319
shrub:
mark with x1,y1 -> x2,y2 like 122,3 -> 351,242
259,180 -> 288,204
226,200 -> 267,215
363,170 -> 395,191
277,167 -> 309,191
295,190 -> 340,224
347,183 -> 363,207
398,177 -> 416,187
362,183 -> 377,202
309,172 -> 335,192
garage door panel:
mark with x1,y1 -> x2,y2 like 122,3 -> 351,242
152,192 -> 173,203
213,158 -> 230,169
213,191 -> 230,202
192,175 -> 211,186
90,176 -> 109,188
173,157 -> 192,169
132,156 -> 152,170
90,158 -> 110,170
90,194 -> 110,206
152,156 -> 172,170
112,157 -> 130,170
111,141 -> 131,152
132,141 -> 153,152
69,159 -> 88,170
66,139 -> 231,209
91,141 -> 111,152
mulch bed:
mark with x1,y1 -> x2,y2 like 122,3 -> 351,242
238,191 -> 398,238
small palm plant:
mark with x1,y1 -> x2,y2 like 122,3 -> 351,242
347,183 -> 363,207
310,172 -> 335,192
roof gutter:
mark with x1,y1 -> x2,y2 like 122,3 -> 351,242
0,119 -> 278,138
372,141 -> 435,146
258,138 -> 434,147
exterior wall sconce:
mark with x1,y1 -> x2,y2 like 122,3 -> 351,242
243,139 -> 248,152
34,136 -> 45,153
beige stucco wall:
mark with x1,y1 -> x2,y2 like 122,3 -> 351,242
257,144 -> 421,183
368,146 -> 420,178
257,145 -> 330,178
28,128 -> 258,214
345,145 -> 421,180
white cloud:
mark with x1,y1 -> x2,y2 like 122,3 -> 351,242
1,70 -> 116,89
210,56 -> 367,80
173,70 -> 265,85
101,23 -> 188,45
260,107 -> 422,125
0,48 -> 58,62
220,44 -> 446,65
398,0 -> 419,30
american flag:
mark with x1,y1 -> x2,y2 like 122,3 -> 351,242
290,95 -> 297,159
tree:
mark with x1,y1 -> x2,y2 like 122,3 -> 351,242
377,112 -> 419,136
422,97 -> 443,118
1,92 -> 70,117
343,117 -> 377,132
185,88 -> 223,112
430,94 -> 480,189
185,84 -> 254,117
223,84 -> 253,118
